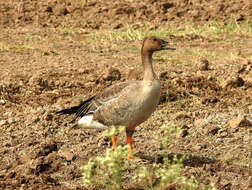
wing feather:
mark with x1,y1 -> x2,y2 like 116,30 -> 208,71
56,81 -> 139,118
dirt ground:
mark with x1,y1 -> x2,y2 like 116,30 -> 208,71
0,0 -> 252,189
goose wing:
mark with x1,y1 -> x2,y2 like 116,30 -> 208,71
56,81 -> 140,117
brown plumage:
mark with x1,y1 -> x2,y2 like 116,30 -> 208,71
57,36 -> 175,159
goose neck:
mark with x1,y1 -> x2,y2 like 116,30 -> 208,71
141,50 -> 157,81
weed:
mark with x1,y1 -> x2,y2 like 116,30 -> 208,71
81,126 -> 133,190
81,145 -> 133,190
81,124 -> 216,189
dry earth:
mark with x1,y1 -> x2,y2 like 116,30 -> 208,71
0,0 -> 252,189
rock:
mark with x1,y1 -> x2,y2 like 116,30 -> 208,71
220,178 -> 231,187
199,59 -> 209,71
217,131 -> 228,138
45,113 -> 53,121
221,76 -> 245,88
173,111 -> 191,120
207,176 -> 219,185
229,116 -> 252,128
113,23 -> 123,29
192,144 -> 202,151
103,67 -> 121,81
60,151 -> 75,161
176,129 -> 188,138
194,119 -> 206,128
203,126 -> 219,135
78,68 -> 85,73
7,117 -> 16,124
235,64 -> 247,74
0,99 -> 6,105
0,120 -> 7,126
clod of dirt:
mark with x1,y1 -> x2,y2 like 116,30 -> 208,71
194,119 -> 207,128
203,126 -> 220,135
201,96 -> 219,104
235,59 -> 251,74
102,67 -> 121,82
228,116 -> 252,128
0,120 -> 7,126
59,151 -> 75,161
0,99 -> 6,105
192,144 -> 203,151
221,76 -> 245,88
37,141 -> 58,157
199,59 -> 209,71
173,111 -> 191,120
176,129 -> 188,138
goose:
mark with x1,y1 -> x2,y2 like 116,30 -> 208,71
57,36 -> 175,159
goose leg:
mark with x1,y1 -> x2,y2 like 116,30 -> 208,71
126,130 -> 140,159
126,135 -> 133,159
112,135 -> 117,151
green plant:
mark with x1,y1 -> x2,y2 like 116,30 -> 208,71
135,125 -> 216,190
81,145 -> 133,190
81,123 -> 216,189
81,126 -> 134,190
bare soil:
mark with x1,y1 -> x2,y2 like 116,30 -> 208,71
0,0 -> 252,189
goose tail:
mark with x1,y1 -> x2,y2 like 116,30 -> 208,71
56,96 -> 94,116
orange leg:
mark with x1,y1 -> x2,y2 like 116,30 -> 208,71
126,136 -> 133,159
112,135 -> 117,151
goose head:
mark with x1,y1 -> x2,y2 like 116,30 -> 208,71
142,36 -> 175,53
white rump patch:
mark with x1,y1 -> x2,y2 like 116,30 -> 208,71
78,115 -> 108,130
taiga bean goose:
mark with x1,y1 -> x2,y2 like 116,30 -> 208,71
57,36 -> 175,159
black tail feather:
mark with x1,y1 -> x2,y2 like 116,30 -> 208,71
56,96 -> 94,116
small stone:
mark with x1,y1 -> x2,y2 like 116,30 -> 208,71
199,59 -> 209,71
217,131 -> 228,138
221,76 -> 245,88
229,116 -> 251,128
45,113 -> 53,121
241,59 -> 251,66
7,118 -> 16,124
60,151 -> 74,161
176,129 -> 188,138
0,99 -> 6,105
0,120 -> 7,126
103,67 -> 121,81
220,178 -> 231,187
113,23 -> 123,29
203,126 -> 219,135
194,119 -> 206,128
235,64 -> 247,74
192,144 -> 202,151
20,153 -> 31,164
208,176 -> 219,184
78,68 -> 85,73
173,111 -> 191,120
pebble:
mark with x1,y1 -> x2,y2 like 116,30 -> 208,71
0,120 -> 7,126
8,117 -> 16,124
229,116 -> 251,128
221,76 -> 245,88
192,144 -> 202,151
199,59 -> 209,71
194,119 -> 206,128
173,111 -> 191,120
59,151 -> 75,161
203,126 -> 219,135
176,129 -> 188,138
0,99 -> 6,105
